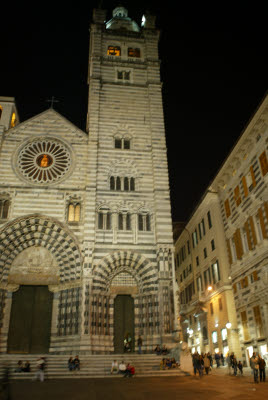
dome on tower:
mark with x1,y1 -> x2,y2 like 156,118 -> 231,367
106,6 -> 140,32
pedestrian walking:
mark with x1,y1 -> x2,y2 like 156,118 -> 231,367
259,356 -> 266,382
250,352 -> 259,383
137,335 -> 143,354
238,360 -> 243,375
203,354 -> 210,375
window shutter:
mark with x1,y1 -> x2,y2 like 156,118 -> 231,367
234,185 -> 241,206
226,239 -> 233,264
259,151 -> 268,176
252,270 -> 258,281
264,201 -> 268,222
249,216 -> 257,246
234,229 -> 243,259
242,176 -> 248,197
250,166 -> 256,187
258,207 -> 267,239
244,221 -> 252,250
224,199 -> 231,218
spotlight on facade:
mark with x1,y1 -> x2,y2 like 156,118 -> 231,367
215,323 -> 218,327
207,286 -> 212,291
226,322 -> 232,329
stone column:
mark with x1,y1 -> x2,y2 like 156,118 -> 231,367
0,290 -> 14,353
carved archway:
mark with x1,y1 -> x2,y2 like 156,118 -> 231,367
92,250 -> 157,293
0,214 -> 82,284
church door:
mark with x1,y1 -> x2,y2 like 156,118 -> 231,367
7,285 -> 53,354
114,295 -> 134,353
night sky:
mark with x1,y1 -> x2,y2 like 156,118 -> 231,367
1,1 -> 267,222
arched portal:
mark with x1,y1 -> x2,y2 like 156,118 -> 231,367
91,251 -> 160,353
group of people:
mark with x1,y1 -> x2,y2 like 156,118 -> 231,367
192,352 -> 212,376
226,353 -> 243,375
68,355 -> 80,371
154,344 -> 168,356
111,360 -> 135,377
14,360 -> 31,372
250,352 -> 266,383
159,357 -> 179,370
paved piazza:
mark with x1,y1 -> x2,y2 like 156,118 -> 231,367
8,372 -> 268,399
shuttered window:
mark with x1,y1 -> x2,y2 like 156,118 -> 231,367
233,229 -> 243,260
259,151 -> 268,176
234,185 -> 241,206
258,207 -> 267,239
224,199 -> 231,218
241,311 -> 250,340
253,306 -> 264,337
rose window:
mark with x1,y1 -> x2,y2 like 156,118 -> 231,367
17,139 -> 72,184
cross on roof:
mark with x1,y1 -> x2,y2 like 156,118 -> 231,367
46,96 -> 59,109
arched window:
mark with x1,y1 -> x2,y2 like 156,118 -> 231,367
110,176 -> 115,190
130,177 -> 135,191
114,137 -> 131,149
118,212 -> 131,231
68,202 -> 81,222
98,208 -> 112,230
0,199 -> 10,219
118,213 -> 123,230
116,176 -> 121,191
138,213 -> 151,231
124,177 -> 129,191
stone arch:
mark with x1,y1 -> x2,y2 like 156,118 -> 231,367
0,214 -> 82,284
92,250 -> 157,293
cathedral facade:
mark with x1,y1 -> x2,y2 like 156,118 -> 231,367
0,7 -> 176,354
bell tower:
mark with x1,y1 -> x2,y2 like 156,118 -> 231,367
85,6 -> 177,352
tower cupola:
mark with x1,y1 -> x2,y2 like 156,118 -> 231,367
106,6 -> 140,32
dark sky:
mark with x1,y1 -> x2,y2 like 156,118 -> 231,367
1,1 -> 267,222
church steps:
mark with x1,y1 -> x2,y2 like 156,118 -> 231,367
0,354 -> 185,379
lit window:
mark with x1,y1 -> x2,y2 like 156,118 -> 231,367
10,112 -> 16,128
107,46 -> 121,56
128,48 -> 140,57
221,328 -> 227,341
68,203 -> 81,222
211,261 -> 221,284
212,331 -> 217,343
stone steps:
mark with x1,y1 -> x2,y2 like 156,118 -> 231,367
0,354 -> 186,379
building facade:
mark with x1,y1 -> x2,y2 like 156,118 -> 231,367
174,192 -> 241,359
0,7 -> 176,355
211,94 -> 268,366
175,94 -> 268,365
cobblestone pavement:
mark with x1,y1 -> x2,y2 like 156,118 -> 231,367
6,367 -> 268,400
